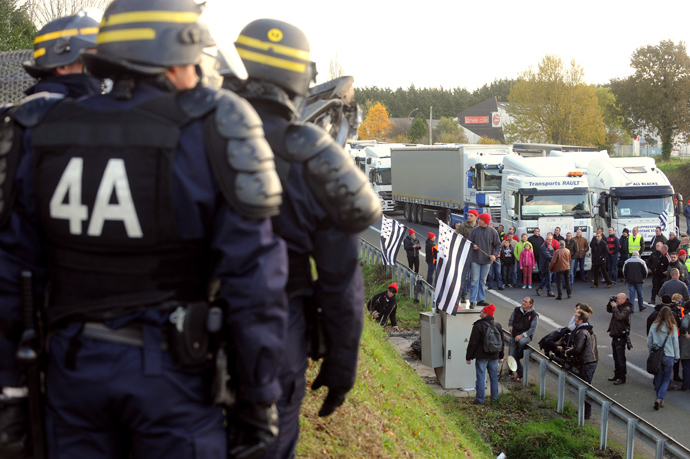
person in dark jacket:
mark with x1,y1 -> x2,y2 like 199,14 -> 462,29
591,233 -> 613,288
623,251 -> 648,311
536,237 -> 556,297
646,295 -> 680,335
367,283 -> 400,331
466,304 -> 505,404
650,227 -> 668,255
549,240 -> 572,300
653,243 -> 672,304
564,232 -> 578,287
500,239 -> 516,287
528,228 -> 545,279
425,232 -> 438,284
606,227 -> 620,283
619,228 -> 630,279
562,310 -> 598,419
665,252 -> 689,286
458,209 -> 478,302
667,232 -> 681,254
658,268 -> 690,302
508,297 -> 539,380
403,229 -> 421,273
607,293 -> 632,385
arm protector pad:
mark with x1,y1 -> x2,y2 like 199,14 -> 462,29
284,123 -> 381,233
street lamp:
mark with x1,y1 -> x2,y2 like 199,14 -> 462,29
408,108 -> 419,118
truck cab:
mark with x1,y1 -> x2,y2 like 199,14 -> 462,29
501,155 -> 593,268
586,157 -> 682,257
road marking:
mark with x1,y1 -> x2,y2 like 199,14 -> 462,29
607,354 -> 653,380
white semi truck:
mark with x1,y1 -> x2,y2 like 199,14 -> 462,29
391,145 -> 511,225
585,156 -> 682,257
346,141 -> 401,212
501,155 -> 594,268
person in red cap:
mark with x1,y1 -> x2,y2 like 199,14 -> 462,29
425,233 -> 438,284
403,228 -> 421,274
466,304 -> 504,404
679,250 -> 690,278
468,213 -> 502,308
367,283 -> 400,331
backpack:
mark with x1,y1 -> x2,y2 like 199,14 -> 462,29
483,322 -> 503,353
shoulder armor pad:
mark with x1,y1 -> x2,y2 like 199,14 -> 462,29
284,122 -> 330,162
13,91 -> 65,128
178,85 -> 217,119
286,123 -> 381,232
204,93 -> 282,220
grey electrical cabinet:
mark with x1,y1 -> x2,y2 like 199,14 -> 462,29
433,309 -> 485,390
420,311 -> 443,368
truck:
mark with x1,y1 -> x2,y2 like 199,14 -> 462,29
501,155 -> 594,269
584,156 -> 682,257
511,143 -> 599,157
346,141 -> 401,212
390,145 -> 512,226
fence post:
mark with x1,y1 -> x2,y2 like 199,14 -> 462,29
557,372 -> 565,413
626,418 -> 637,459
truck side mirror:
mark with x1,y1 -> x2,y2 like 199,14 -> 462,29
507,210 -> 515,217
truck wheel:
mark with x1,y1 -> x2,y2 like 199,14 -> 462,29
416,205 -> 424,224
445,209 -> 452,226
404,203 -> 411,221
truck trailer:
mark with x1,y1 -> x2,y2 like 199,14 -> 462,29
391,145 -> 511,225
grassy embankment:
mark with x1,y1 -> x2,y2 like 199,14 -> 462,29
296,263 -> 623,458
656,158 -> 690,204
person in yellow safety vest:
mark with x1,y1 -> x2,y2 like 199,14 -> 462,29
629,226 -> 644,255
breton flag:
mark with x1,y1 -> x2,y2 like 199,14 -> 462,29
434,220 -> 473,315
380,215 -> 406,265
659,204 -> 670,231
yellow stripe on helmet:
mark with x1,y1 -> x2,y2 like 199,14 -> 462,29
35,26 -> 99,44
237,48 -> 307,73
235,35 -> 310,61
34,28 -> 79,44
33,48 -> 46,59
97,28 -> 156,44
100,11 -> 199,27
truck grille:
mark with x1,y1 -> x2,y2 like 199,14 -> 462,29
378,191 -> 392,200
490,207 -> 501,224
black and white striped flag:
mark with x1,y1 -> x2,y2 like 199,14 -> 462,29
380,215 -> 406,265
434,220 -> 472,315
659,204 -> 670,231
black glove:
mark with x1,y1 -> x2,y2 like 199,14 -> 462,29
227,401 -> 279,459
0,395 -> 31,459
311,373 -> 348,417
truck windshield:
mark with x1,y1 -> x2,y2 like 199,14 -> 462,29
521,194 -> 590,217
477,169 -> 502,192
612,196 -> 673,219
372,168 -> 391,186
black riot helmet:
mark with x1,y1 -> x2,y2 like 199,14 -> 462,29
81,0 -> 216,79
234,19 -> 316,98
23,9 -> 100,78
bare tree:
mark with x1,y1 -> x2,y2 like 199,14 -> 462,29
328,52 -> 344,81
25,0 -> 111,27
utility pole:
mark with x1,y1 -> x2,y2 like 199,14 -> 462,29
429,106 -> 433,145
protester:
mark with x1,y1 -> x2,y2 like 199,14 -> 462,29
553,227 -> 565,244
606,227 -> 620,283
520,242 -> 535,289
528,228 -> 545,280
466,304 -> 505,404
515,234 -> 530,288
426,232 -> 438,284
648,306 -> 680,410
684,200 -> 690,234
650,227 -> 668,254
573,228 -> 589,282
591,233 -> 613,288
658,268 -> 690,303
623,251 -> 648,312
607,293 -> 632,385
458,210 -> 478,302
403,229 -> 421,274
468,213 -> 502,309
628,227 -> 644,258
367,283 -> 400,331
564,232 -> 578,287
549,240 -> 572,300
508,297 -> 539,381
536,236 -> 556,297
679,304 -> 690,392
500,239 -> 516,288
619,228 -> 630,279
668,232 -> 681,254
562,310 -> 598,420
650,242 -> 670,304
665,252 -> 689,286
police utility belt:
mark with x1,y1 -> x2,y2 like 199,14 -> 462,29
79,302 -> 224,369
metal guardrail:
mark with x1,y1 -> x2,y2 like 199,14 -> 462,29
360,237 -> 690,459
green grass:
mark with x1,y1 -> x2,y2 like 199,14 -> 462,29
296,262 -> 624,458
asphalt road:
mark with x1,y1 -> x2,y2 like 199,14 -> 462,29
364,211 -> 690,448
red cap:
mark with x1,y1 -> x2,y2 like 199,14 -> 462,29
408,228 -> 415,235
680,250 -> 687,256
388,283 -> 398,292
467,209 -> 479,217
483,304 -> 496,317
478,213 -> 491,224
428,232 -> 435,240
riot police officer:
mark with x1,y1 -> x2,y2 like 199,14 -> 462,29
0,1 -> 288,458
226,19 -> 381,459
22,9 -> 102,98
